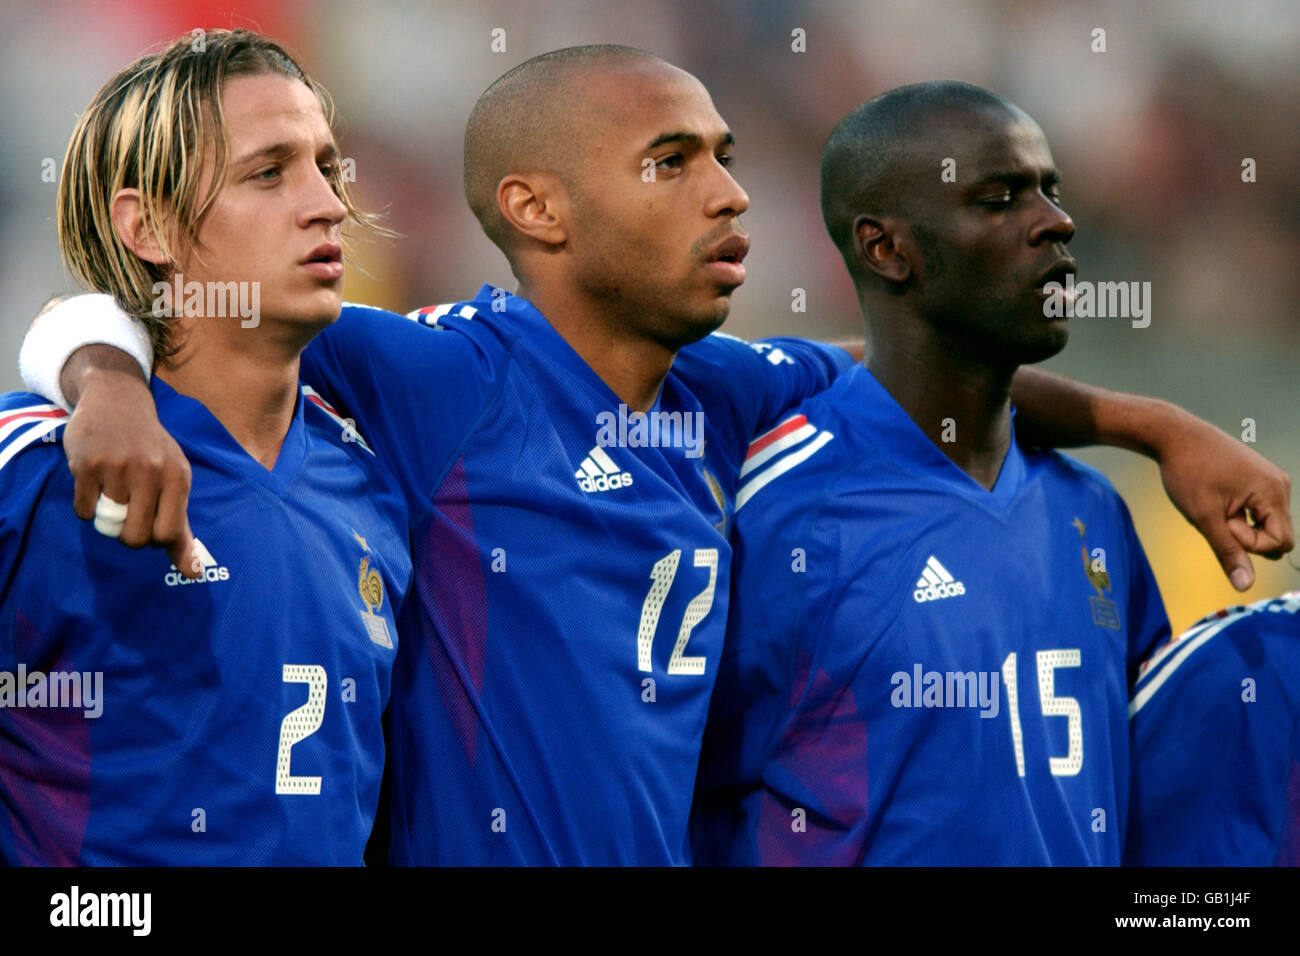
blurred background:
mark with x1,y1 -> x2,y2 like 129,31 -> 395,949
1,0 -> 1296,631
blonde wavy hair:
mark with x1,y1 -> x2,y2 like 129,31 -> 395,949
57,28 -> 388,357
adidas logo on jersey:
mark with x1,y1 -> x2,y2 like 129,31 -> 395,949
164,539 -> 230,586
913,556 -> 965,603
575,447 -> 634,493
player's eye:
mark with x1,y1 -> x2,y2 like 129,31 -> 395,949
251,165 -> 281,183
656,154 -> 684,171
717,153 -> 735,169
982,195 -> 1013,210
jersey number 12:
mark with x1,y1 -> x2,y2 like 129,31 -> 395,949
636,548 -> 718,675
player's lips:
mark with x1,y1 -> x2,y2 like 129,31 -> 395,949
1035,258 -> 1077,291
703,234 -> 750,286
301,242 -> 343,281
1035,258 -> 1078,310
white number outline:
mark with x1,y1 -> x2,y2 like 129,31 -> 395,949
276,664 -> 327,795
1002,649 -> 1083,778
636,548 -> 718,675
1037,649 -> 1083,776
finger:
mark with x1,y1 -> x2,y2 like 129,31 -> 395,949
92,492 -> 128,538
1253,501 -> 1295,554
168,521 -> 199,580
92,468 -> 133,530
71,467 -> 103,522
1228,515 -> 1290,561
154,478 -> 199,579
117,467 -> 160,548
1198,517 -> 1255,591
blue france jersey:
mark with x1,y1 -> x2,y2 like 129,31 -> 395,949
1126,593 -> 1300,866
692,365 -> 1169,865
297,285 -> 852,864
0,380 -> 409,865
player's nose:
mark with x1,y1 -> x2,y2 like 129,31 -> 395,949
301,166 -> 348,229
705,162 -> 749,218
1031,195 -> 1075,245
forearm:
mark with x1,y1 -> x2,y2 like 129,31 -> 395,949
1010,366 -> 1185,456
62,344 -> 149,406
829,340 -> 865,363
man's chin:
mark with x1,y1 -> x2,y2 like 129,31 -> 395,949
281,289 -> 344,324
1018,324 -> 1070,365
657,304 -> 730,352
694,297 -> 734,337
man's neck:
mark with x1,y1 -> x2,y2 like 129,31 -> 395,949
155,322 -> 304,471
866,323 -> 1016,491
516,282 -> 675,413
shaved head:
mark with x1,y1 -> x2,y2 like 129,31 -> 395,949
460,44 -> 748,351
464,44 -> 666,252
820,81 -> 1023,279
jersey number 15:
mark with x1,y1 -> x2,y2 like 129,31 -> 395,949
1002,649 -> 1083,777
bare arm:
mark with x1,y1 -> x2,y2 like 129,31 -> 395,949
1011,366 -> 1293,590
827,346 -> 1293,589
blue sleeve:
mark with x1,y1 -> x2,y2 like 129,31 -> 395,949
298,304 -> 504,510
673,334 -> 854,464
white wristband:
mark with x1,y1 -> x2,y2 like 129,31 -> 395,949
18,293 -> 154,411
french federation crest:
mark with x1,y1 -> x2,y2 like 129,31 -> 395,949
357,552 -> 393,648
1074,517 -> 1120,630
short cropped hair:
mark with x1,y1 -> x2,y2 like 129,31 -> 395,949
463,44 -> 660,255
820,81 -> 1017,280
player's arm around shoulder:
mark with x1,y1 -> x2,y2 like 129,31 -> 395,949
673,332 -> 855,463
299,301 -> 509,498
1011,369 -> 1293,591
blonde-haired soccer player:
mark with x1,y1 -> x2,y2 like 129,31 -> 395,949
0,29 -> 409,864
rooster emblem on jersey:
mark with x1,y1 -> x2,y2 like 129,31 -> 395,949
356,551 -> 393,648
358,556 -> 384,614
1074,517 -> 1120,629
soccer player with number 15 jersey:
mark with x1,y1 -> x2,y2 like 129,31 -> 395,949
694,83 -> 1171,865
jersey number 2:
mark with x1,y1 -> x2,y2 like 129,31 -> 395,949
636,548 -> 718,675
276,665 -> 327,795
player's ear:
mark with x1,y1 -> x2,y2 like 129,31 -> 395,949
109,188 -> 171,266
497,173 -> 568,248
853,214 -> 910,284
